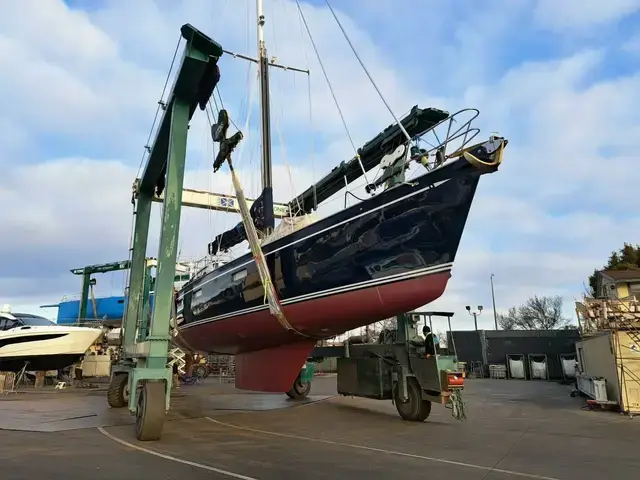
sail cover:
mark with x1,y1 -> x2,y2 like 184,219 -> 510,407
207,186 -> 275,254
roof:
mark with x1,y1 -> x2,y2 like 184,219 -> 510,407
600,269 -> 640,282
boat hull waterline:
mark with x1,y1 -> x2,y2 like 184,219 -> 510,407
176,158 -> 488,390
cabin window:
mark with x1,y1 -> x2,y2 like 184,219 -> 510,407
0,318 -> 17,331
232,269 -> 248,282
117,299 -> 125,304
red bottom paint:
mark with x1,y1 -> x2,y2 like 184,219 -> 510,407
178,270 -> 451,392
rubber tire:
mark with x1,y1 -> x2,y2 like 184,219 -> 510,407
135,381 -> 166,441
194,365 -> 208,379
394,378 -> 432,422
285,375 -> 312,400
107,373 -> 129,408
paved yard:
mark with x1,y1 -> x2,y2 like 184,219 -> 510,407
1,376 -> 638,479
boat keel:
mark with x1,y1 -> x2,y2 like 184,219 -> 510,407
235,340 -> 317,392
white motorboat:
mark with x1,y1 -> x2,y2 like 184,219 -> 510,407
0,305 -> 103,372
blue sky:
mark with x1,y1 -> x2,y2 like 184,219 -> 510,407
1,0 -> 639,332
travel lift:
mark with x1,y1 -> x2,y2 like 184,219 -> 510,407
68,258 -> 191,329
105,25 -> 288,441
69,260 -> 132,322
308,311 -> 466,422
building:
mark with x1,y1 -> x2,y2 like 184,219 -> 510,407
574,269 -> 640,414
595,269 -> 640,301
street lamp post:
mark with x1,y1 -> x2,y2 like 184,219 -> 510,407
465,305 -> 483,330
490,274 -> 498,330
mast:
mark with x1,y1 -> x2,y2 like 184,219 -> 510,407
256,0 -> 274,233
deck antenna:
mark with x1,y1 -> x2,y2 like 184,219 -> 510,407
256,0 -> 274,234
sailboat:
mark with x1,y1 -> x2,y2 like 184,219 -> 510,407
172,1 -> 508,393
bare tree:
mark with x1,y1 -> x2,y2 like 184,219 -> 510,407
365,317 -> 397,342
435,330 -> 448,348
497,295 -> 569,330
497,307 -> 519,330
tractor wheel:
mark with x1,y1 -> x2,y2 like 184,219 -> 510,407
394,377 -> 432,422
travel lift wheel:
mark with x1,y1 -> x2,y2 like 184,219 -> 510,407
107,373 -> 130,408
394,377 -> 432,422
286,372 -> 312,400
135,381 -> 166,441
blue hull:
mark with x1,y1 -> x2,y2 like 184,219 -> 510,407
53,295 -> 156,325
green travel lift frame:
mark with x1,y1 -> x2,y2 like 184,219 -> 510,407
106,23 -> 294,441
106,24 -> 228,441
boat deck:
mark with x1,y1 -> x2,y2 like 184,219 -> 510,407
1,377 -> 639,479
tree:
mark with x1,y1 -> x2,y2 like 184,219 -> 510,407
587,243 -> 640,296
434,330 -> 448,349
497,295 -> 570,330
497,307 -> 519,330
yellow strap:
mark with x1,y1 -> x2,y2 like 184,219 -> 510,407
229,167 -> 295,331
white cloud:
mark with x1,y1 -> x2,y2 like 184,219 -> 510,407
533,0 -> 640,31
2,0 -> 639,333
623,33 -> 640,53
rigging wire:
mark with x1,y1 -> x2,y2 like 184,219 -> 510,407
307,74 -> 318,211
202,0 -> 253,254
272,73 -> 303,216
211,94 -> 221,115
125,33 -> 182,300
323,0 -> 412,144
294,0 -> 370,187
210,63 -> 260,258
215,87 -> 241,131
292,0 -> 318,211
136,34 -> 183,178
269,2 -> 303,216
